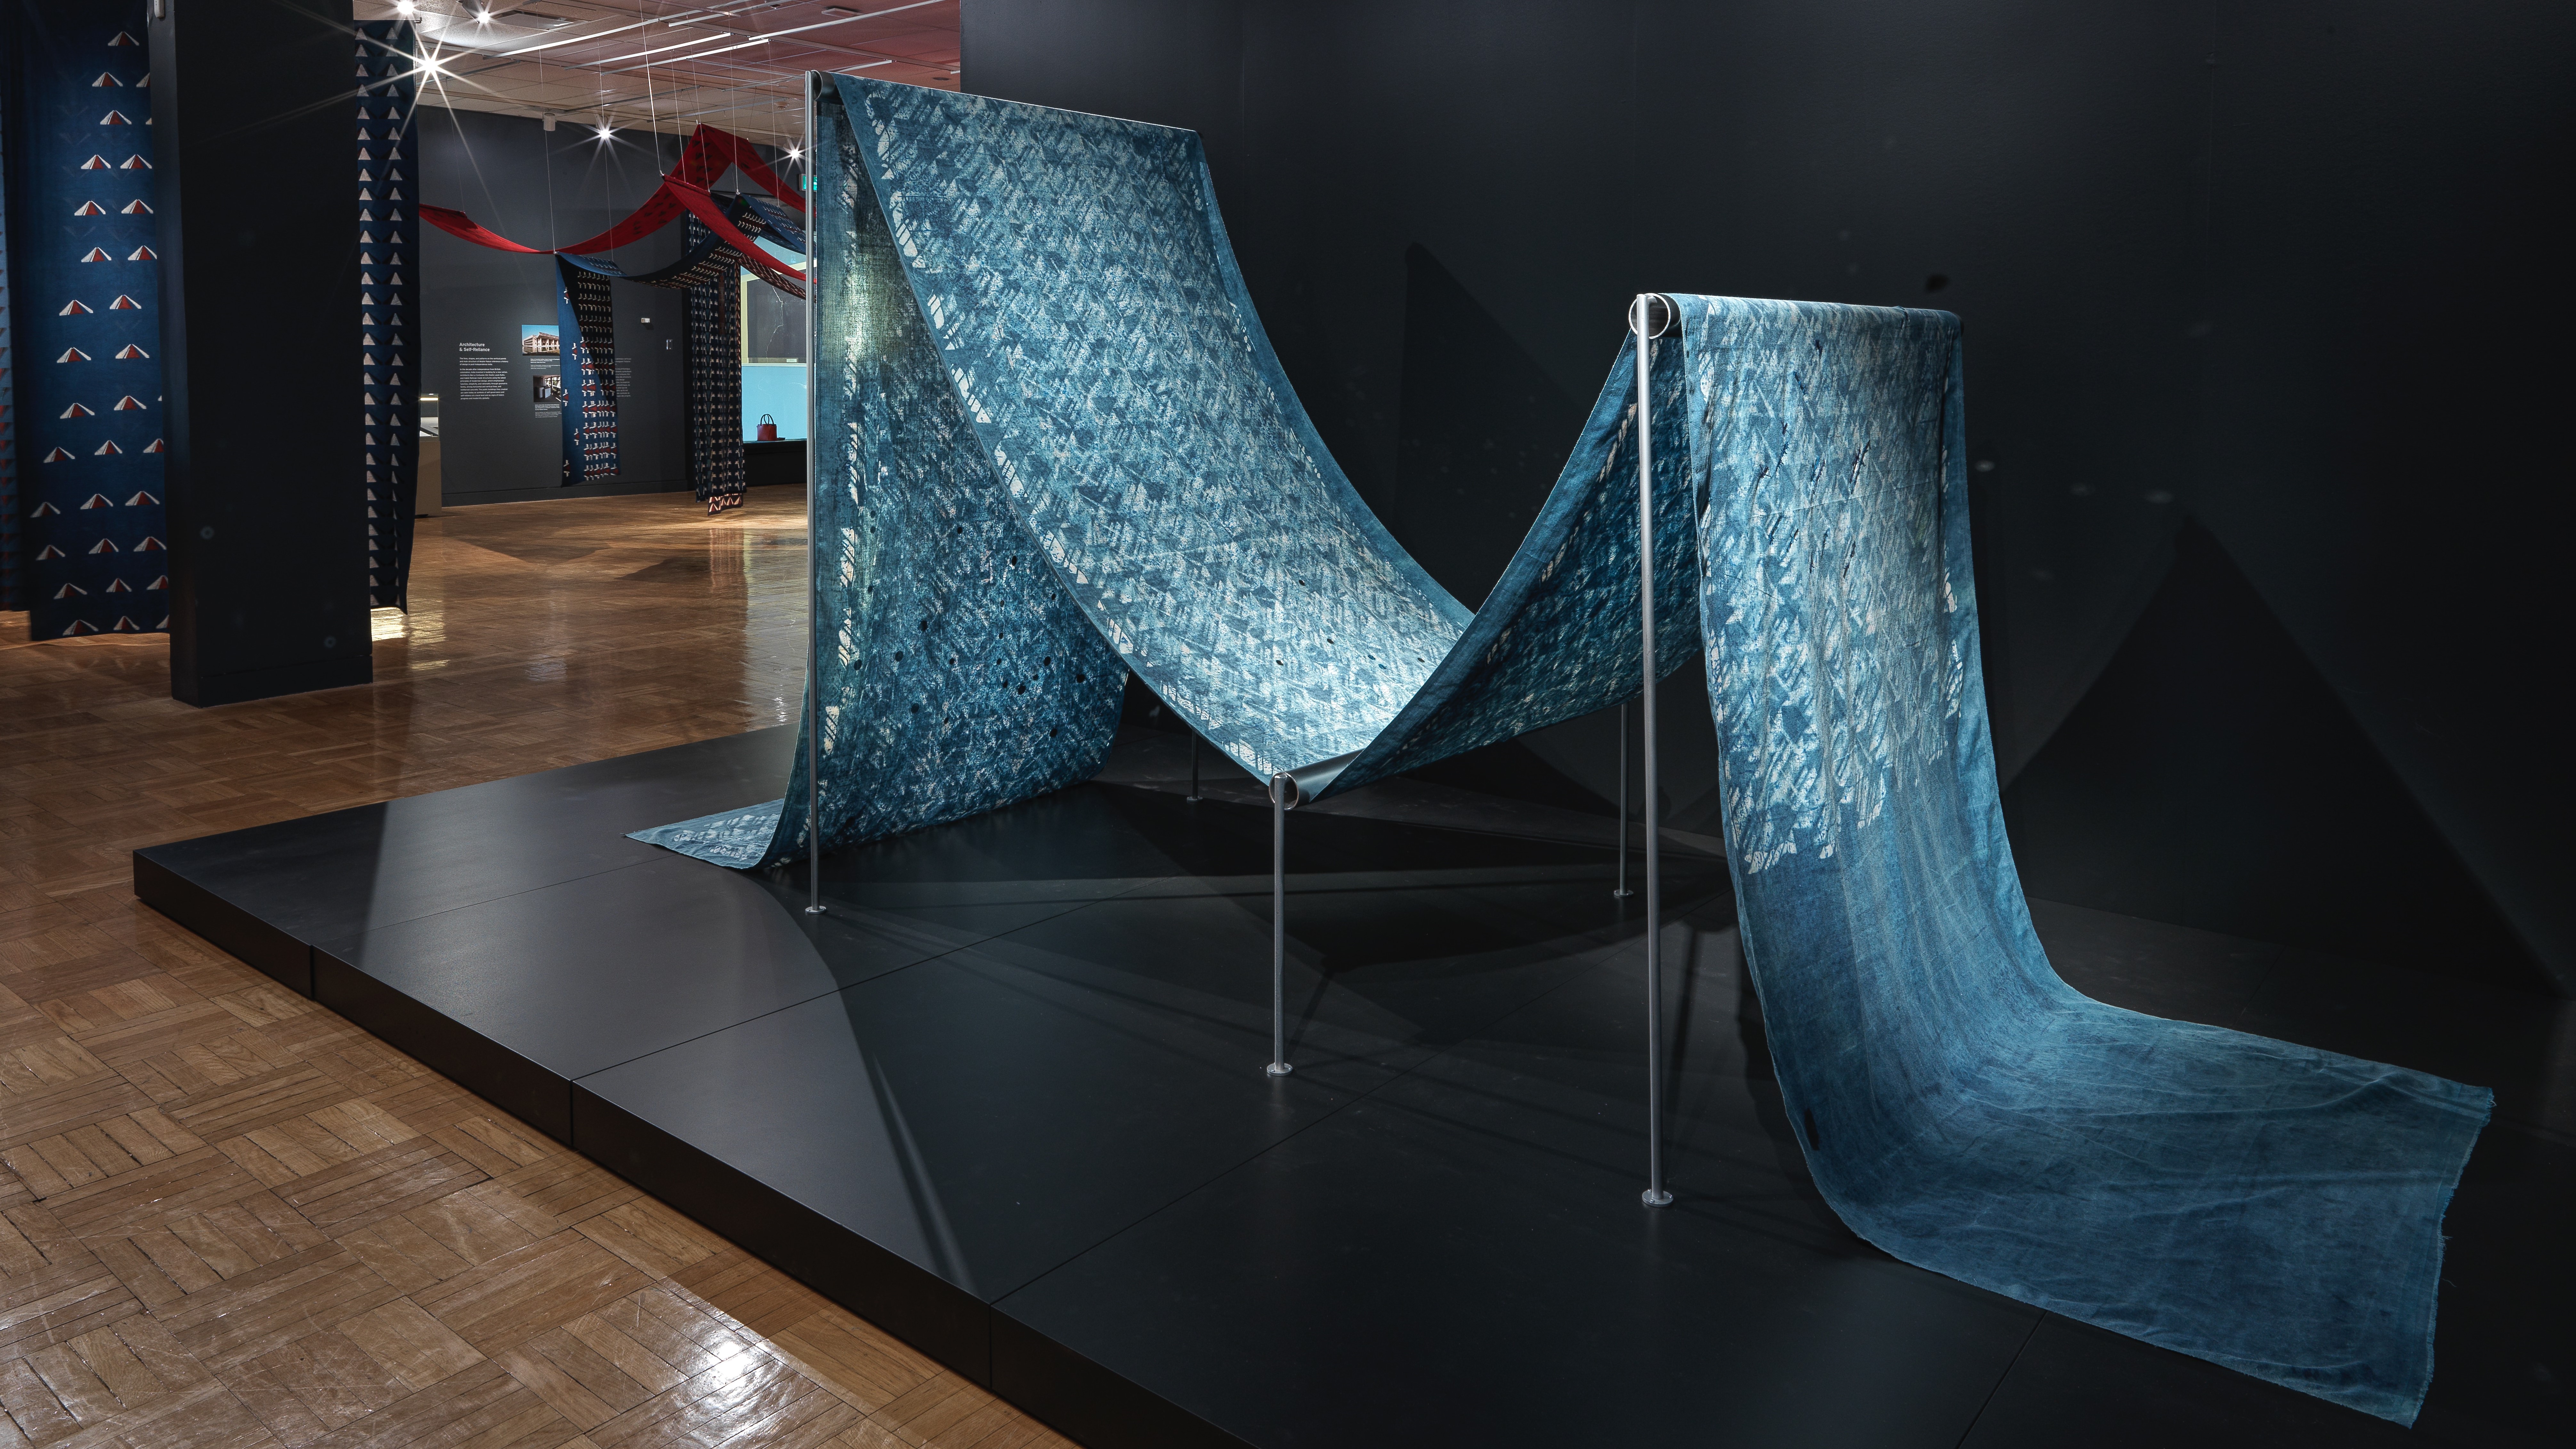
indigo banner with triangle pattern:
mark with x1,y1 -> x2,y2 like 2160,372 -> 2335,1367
2,0 -> 165,638
634,78 -> 2489,1424
356,19 -> 418,610
0,58 -> 17,611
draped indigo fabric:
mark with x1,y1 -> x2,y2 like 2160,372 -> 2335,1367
634,81 -> 2488,1422
633,78 -> 1701,866
1676,295 -> 2488,1422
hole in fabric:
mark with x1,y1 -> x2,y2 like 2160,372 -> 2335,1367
911,703 -> 921,713
1049,727 -> 1059,738
894,652 -> 904,661
1804,1108 -> 1823,1149
919,619 -> 930,630
1074,673 -> 1086,682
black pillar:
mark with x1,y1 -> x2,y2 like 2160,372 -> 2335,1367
150,0 -> 368,705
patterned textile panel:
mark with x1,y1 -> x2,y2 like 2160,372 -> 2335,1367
1680,295 -> 2488,1424
1,84 -> 15,611
356,20 -> 418,610
632,99 -> 1127,868
684,215 -> 745,507
835,79 -> 1723,801
847,82 -> 1472,783
557,260 -> 618,483
8,3 -> 165,638
637,80 -> 1703,863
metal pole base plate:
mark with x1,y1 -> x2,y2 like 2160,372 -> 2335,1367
803,905 -> 828,916
1640,1188 -> 1673,1208
1265,1061 -> 1294,1077
1610,888 -> 1634,899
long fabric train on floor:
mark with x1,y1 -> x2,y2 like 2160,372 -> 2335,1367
635,77 -> 2489,1423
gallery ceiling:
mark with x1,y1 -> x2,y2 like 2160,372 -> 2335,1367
360,0 -> 961,145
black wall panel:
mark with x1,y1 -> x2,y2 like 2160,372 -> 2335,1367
150,0 -> 369,704
962,0 -> 2573,992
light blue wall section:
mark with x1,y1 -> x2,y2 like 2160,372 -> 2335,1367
742,364 -> 808,440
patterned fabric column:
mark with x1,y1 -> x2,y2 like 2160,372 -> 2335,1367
356,20 -> 418,609
0,81 -> 16,612
9,5 -> 166,639
684,217 -> 744,508
556,259 -> 617,483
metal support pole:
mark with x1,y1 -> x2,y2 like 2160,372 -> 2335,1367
1613,701 -> 1633,898
1268,773 -> 1293,1077
1633,294 -> 1671,1208
803,73 -> 825,918
1188,733 -> 1203,802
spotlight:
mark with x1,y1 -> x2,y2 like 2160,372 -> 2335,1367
393,0 -> 416,13
474,7 -> 493,24
595,123 -> 615,142
787,144 -> 803,162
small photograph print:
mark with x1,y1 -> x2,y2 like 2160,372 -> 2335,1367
522,324 -> 561,356
534,371 -> 566,404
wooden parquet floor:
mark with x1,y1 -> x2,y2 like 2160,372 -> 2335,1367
0,491 -> 1073,1449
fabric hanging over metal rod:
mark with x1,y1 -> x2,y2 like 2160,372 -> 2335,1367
631,78 -> 2489,1426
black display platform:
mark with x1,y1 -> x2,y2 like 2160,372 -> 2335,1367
134,730 -> 2572,1448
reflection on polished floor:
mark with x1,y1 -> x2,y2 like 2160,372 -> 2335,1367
0,491 -> 1072,1447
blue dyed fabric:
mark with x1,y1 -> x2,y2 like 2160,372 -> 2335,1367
634,81 -> 2489,1421
633,77 -> 1699,865
1675,295 -> 2487,1422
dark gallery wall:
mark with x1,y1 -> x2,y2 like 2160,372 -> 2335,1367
416,109 -> 726,505
961,0 -> 2575,995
